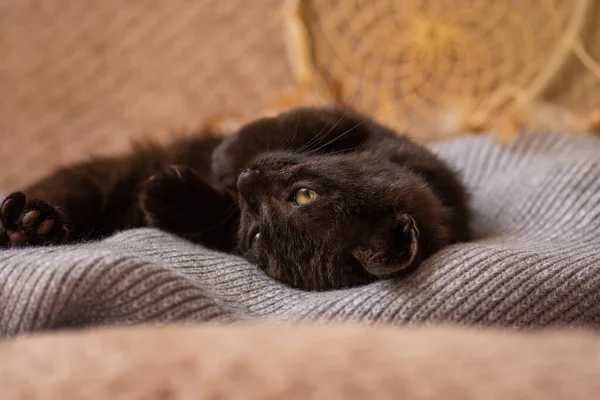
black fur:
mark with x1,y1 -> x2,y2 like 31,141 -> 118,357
0,107 -> 470,290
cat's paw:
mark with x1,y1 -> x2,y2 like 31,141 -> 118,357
0,192 -> 67,247
139,165 -> 236,249
140,166 -> 209,228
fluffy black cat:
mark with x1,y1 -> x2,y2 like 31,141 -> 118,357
0,107 -> 470,290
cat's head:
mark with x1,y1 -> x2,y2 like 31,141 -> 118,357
234,151 -> 452,290
213,108 -> 454,290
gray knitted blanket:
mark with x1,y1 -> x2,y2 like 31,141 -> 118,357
1,133 -> 600,336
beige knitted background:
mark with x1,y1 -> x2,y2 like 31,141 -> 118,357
0,0 -> 292,189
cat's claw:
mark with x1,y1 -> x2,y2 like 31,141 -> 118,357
0,192 -> 67,247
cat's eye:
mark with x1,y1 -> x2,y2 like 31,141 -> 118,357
293,188 -> 319,206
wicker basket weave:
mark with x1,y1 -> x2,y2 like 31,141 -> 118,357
280,0 -> 600,141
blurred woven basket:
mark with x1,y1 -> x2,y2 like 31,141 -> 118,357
273,0 -> 600,142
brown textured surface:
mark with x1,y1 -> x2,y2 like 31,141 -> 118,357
3,323 -> 600,399
285,0 -> 600,141
0,0 -> 293,190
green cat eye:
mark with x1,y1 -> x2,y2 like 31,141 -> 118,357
293,188 -> 319,206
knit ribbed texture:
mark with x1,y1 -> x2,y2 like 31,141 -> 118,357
1,132 -> 600,336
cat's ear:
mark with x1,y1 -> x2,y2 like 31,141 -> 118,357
352,213 -> 420,278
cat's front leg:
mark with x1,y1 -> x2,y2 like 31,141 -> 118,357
0,192 -> 68,246
140,165 -> 238,251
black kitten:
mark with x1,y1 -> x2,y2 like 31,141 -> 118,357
0,107 -> 469,290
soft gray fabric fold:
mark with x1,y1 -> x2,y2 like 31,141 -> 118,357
2,132 -> 600,336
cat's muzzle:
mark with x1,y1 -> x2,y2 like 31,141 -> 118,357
237,167 -> 261,199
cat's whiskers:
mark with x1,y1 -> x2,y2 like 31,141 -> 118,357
302,121 -> 364,156
295,75 -> 366,154
301,104 -> 407,156
295,120 -> 339,153
279,119 -> 299,152
279,117 -> 305,154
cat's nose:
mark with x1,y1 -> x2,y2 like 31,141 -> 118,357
237,167 -> 261,196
